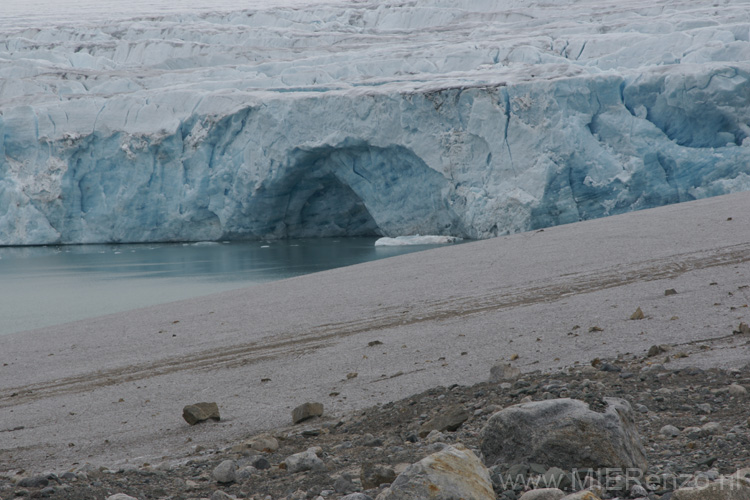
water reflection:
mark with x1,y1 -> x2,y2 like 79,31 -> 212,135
0,238 -> 447,336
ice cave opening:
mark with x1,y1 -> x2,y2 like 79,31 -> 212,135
265,142 -> 458,239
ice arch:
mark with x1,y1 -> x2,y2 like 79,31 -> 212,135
256,141 -> 461,239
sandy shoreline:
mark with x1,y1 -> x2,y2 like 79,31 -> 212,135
2,191 -> 750,473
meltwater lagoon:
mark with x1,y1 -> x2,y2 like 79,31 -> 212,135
0,238 -> 452,336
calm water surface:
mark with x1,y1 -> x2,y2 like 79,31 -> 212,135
0,238 -> 446,336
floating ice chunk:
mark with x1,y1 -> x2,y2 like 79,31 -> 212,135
374,235 -> 462,246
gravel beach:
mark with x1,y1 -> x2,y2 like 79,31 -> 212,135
2,192 -> 750,498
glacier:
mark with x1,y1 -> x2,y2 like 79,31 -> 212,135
1,0 -> 750,245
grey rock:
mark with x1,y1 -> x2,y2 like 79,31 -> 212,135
660,425 -> 680,437
17,476 -> 49,488
211,491 -> 235,500
213,460 -> 236,484
375,444 -> 494,500
672,475 -> 750,500
418,406 -> 470,438
729,384 -> 748,396
665,289 -> 678,296
341,494 -> 374,500
106,495 -> 138,500
518,489 -> 565,500
361,463 -> 397,489
285,447 -> 326,473
334,473 -> 357,494
702,422 -> 723,435
490,364 -> 521,382
539,467 -> 571,490
480,398 -> 648,471
182,402 -> 220,425
236,466 -> 258,480
251,456 -> 271,470
292,402 -> 324,424
247,434 -> 279,452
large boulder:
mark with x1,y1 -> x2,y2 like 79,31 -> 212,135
480,398 -> 647,471
375,444 -> 494,500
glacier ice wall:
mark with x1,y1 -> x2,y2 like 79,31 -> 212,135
1,0 -> 750,245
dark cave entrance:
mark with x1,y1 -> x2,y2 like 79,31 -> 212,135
282,172 -> 381,238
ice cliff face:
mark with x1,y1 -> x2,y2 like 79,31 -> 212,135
2,0 -> 750,244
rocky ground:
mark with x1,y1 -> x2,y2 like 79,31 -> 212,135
3,339 -> 750,500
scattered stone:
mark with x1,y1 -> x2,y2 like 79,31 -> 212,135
560,492 -> 602,500
664,289 -> 678,296
376,444 -> 494,500
211,490 -> 235,500
341,494 -> 374,500
17,476 -> 49,488
213,460 -> 236,484
729,384 -> 748,396
535,467 -> 570,489
418,406 -> 470,438
248,434 -> 279,452
106,495 -> 138,500
481,398 -> 647,471
182,402 -> 221,425
518,488 -> 565,500
660,424 -> 680,437
360,463 -> 397,489
285,447 -> 326,473
672,474 -> 750,499
630,307 -> 645,320
647,344 -> 669,357
735,322 -> 750,335
701,421 -> 723,436
251,456 -> 271,470
368,340 -> 383,347
292,402 -> 324,424
490,363 -> 521,382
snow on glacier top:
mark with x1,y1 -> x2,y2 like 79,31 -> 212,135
2,0 -> 749,123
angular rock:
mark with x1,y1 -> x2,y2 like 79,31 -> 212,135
519,488 -> 566,500
248,434 -> 279,452
664,288 -> 678,296
341,494 -> 374,500
285,447 -> 326,473
375,444 -> 494,500
106,495 -> 139,500
630,307 -> 645,320
490,363 -> 521,382
292,402 -> 324,424
418,406 -> 470,438
213,460 -> 237,484
480,398 -> 647,471
182,402 -> 220,425
672,475 -> 750,500
361,463 -> 397,489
